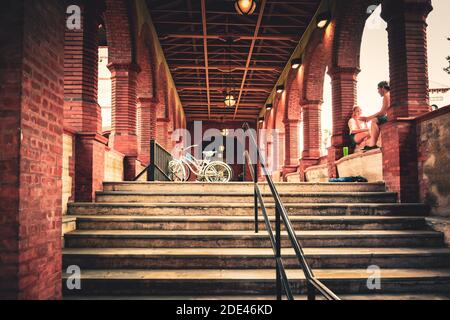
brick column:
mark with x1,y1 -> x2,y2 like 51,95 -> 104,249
282,120 -> 301,176
300,101 -> 321,180
381,0 -> 432,202
0,0 -> 65,299
157,118 -> 170,151
137,97 -> 157,165
64,0 -> 106,201
328,67 -> 360,178
276,131 -> 285,176
108,63 -> 140,180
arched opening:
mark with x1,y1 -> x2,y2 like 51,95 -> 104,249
301,28 -> 331,164
321,69 -> 333,156
358,5 -> 389,118
273,91 -> 287,177
98,24 -> 112,133
427,0 -> 450,108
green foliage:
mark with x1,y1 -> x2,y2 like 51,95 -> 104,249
445,38 -> 450,75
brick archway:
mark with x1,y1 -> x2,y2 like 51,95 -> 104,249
136,25 -> 158,164
327,0 -> 376,177
282,69 -> 303,175
301,28 -> 333,163
272,89 -> 287,175
156,62 -> 170,149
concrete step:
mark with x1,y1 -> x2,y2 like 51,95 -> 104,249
67,203 -> 429,217
64,230 -> 444,248
103,182 -> 387,193
75,215 -> 429,231
63,247 -> 450,269
61,268 -> 450,296
95,191 -> 398,204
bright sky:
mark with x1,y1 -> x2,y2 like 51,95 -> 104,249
319,0 -> 450,153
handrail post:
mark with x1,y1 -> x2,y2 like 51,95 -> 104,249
148,140 -> 156,181
276,206 -> 282,300
307,282 -> 316,301
254,163 -> 258,234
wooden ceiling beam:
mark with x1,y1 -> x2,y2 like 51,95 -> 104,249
200,0 -> 210,119
171,65 -> 281,72
159,33 -> 299,42
179,86 -> 271,93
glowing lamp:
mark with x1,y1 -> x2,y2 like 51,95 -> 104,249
224,94 -> 236,107
316,11 -> 331,28
235,0 -> 257,15
291,58 -> 302,69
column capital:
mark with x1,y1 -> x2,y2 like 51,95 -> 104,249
381,0 -> 433,23
328,66 -> 361,77
283,119 -> 301,125
107,62 -> 141,74
302,101 -> 322,109
137,96 -> 157,104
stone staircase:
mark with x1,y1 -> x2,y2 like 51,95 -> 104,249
62,182 -> 450,300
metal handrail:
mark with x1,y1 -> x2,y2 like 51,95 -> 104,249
133,139 -> 173,181
242,122 -> 340,301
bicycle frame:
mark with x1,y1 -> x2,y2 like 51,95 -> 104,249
178,145 -> 214,179
180,154 -> 208,177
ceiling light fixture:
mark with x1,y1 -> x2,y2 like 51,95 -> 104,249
291,58 -> 302,69
276,85 -> 285,94
224,93 -> 237,107
223,36 -> 236,108
235,0 -> 257,16
316,11 -> 331,28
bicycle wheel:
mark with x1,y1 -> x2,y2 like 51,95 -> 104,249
204,161 -> 233,183
168,160 -> 187,182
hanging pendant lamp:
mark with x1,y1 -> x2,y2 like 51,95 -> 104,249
235,0 -> 257,16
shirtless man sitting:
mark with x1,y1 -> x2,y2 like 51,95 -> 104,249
360,81 -> 391,151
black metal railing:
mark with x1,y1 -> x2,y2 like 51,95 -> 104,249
242,122 -> 340,301
134,139 -> 172,181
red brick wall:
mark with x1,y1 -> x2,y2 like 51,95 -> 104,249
0,0 -> 23,299
0,0 -> 65,299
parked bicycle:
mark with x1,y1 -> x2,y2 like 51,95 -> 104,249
168,145 -> 233,182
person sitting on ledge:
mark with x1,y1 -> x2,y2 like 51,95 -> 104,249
360,81 -> 391,151
348,106 -> 370,153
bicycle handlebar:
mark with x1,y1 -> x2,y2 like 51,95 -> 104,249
181,145 -> 198,152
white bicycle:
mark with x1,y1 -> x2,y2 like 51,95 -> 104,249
168,145 -> 233,182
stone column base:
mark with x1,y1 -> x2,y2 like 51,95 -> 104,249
381,118 -> 419,203
299,158 -> 320,181
75,133 -> 108,202
124,156 -> 138,181
281,165 -> 299,181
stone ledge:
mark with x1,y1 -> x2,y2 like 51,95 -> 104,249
304,164 -> 329,183
62,216 -> 77,248
426,217 -> 450,247
336,149 -> 383,182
